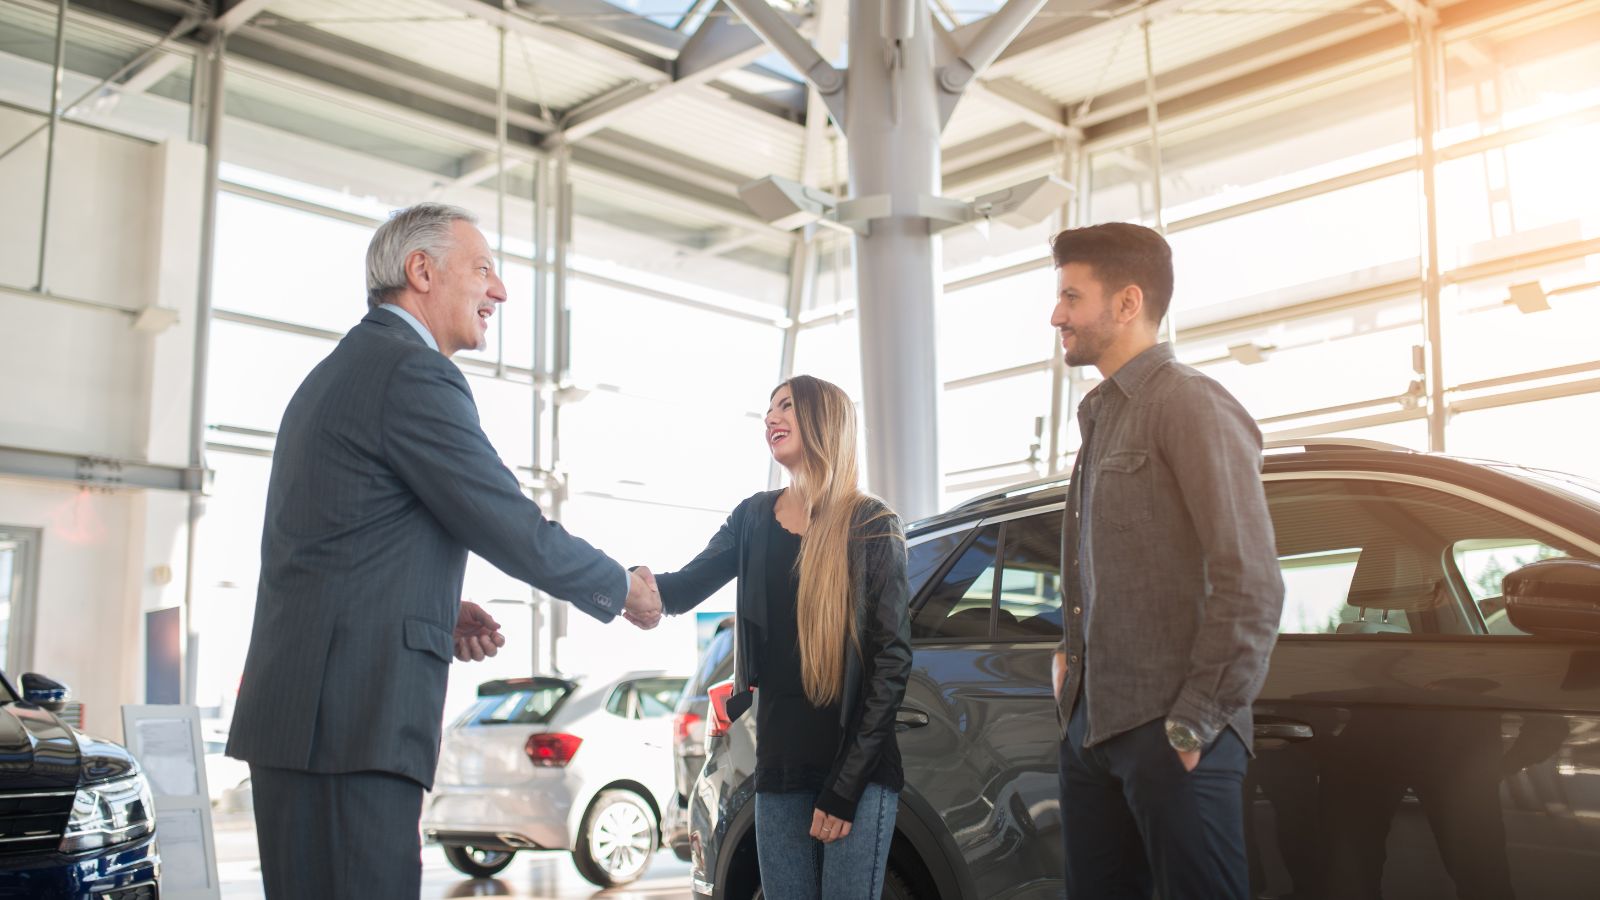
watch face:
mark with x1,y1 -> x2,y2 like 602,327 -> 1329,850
1166,721 -> 1201,752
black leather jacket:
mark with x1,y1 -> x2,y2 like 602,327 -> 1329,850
654,489 -> 912,817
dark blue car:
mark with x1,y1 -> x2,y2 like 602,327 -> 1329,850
0,670 -> 160,899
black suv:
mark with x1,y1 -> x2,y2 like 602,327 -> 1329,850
0,670 -> 161,898
689,441 -> 1600,899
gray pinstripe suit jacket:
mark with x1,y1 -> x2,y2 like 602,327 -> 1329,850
225,308 -> 628,788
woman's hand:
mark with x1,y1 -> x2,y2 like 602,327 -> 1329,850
810,808 -> 852,844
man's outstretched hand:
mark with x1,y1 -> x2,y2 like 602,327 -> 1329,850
624,567 -> 662,630
454,600 -> 506,662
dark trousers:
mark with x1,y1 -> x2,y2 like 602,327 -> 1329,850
1059,702 -> 1249,900
250,764 -> 425,900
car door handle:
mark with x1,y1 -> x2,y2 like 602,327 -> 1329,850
896,708 -> 930,730
1254,719 -> 1314,742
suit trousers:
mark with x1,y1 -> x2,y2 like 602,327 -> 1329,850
250,764 -> 425,900
1059,701 -> 1250,900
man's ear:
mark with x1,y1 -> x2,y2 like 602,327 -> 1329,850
404,249 -> 433,294
1115,284 -> 1146,325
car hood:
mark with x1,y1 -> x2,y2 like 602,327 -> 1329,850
0,702 -> 137,791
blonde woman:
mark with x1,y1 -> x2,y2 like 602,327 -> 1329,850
636,374 -> 911,899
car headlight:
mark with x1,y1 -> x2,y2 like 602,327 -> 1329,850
60,775 -> 156,853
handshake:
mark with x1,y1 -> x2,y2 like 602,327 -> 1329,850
623,566 -> 663,630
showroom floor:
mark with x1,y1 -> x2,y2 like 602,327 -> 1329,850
212,811 -> 693,899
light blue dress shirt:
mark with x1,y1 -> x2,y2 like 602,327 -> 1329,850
379,303 -> 439,352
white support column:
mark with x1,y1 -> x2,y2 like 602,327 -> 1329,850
847,0 -> 945,519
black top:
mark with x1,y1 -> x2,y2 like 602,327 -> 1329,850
754,513 -> 903,803
652,489 -> 914,823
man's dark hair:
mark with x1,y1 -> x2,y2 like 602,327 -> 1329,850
1049,222 -> 1174,325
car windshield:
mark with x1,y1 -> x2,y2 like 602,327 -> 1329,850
0,672 -> 15,704
466,679 -> 574,726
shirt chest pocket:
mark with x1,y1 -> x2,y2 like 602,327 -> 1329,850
1094,449 -> 1153,530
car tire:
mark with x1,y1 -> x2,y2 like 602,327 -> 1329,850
573,788 -> 658,888
442,844 -> 516,878
882,865 -> 917,900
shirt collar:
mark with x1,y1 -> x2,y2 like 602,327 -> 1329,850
1107,342 -> 1174,398
378,303 -> 439,352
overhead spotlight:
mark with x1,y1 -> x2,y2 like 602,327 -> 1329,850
737,175 -> 840,231
1226,341 -> 1274,365
1506,281 -> 1550,314
970,175 -> 1075,228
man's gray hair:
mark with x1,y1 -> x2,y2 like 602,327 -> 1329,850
366,202 -> 478,309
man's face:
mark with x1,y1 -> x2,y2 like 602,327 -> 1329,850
426,221 -> 506,357
1051,263 -> 1120,368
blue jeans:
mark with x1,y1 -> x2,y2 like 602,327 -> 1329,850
755,784 -> 899,900
1059,701 -> 1250,900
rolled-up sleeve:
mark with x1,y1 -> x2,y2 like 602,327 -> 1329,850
1158,376 -> 1285,743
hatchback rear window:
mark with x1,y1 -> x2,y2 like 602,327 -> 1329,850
468,681 -> 573,726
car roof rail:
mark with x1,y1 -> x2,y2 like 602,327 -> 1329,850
952,474 -> 1071,511
1263,437 -> 1414,454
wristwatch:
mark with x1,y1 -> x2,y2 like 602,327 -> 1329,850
1164,719 -> 1203,753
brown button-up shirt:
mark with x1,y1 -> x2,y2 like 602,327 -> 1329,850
1056,342 -> 1285,750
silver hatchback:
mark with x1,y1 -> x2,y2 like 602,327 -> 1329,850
422,670 -> 686,887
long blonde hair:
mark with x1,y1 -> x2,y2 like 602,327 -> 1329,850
778,375 -> 884,707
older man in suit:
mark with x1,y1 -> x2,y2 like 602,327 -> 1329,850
226,203 -> 662,899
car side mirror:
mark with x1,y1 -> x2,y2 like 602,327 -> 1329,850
1505,558 -> 1600,639
20,673 -> 70,711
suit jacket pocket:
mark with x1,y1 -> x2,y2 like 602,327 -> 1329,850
404,617 -> 454,663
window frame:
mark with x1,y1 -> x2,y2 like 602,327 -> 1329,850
909,503 -> 1066,646
1265,470 -> 1600,642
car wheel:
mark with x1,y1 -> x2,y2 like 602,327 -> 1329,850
442,844 -> 516,878
882,865 -> 917,900
572,788 -> 658,887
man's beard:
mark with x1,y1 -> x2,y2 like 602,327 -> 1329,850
1063,314 -> 1115,367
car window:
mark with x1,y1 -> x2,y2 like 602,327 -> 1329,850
688,626 -> 735,697
994,512 -> 1064,640
907,529 -> 970,598
471,682 -> 573,726
606,684 -> 633,717
629,677 -> 686,719
1268,478 -> 1597,637
912,525 -> 1000,640
1453,539 -> 1565,635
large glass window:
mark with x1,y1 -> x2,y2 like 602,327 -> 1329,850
1179,296 -> 1424,424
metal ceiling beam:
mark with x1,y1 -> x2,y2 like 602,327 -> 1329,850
799,0 -> 846,187
1072,6 -> 1403,133
213,0 -> 272,34
117,52 -> 186,93
570,141 -> 787,236
233,20 -> 559,135
968,76 -> 1076,138
977,0 -> 1193,77
722,0 -> 845,121
523,0 -> 688,56
431,0 -> 671,76
556,1 -> 791,142
1381,0 -> 1439,26
0,444 -> 209,493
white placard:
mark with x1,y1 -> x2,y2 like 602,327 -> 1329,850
122,705 -> 221,900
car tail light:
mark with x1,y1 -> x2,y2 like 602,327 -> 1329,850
525,732 -> 582,767
707,680 -> 736,738
674,711 -> 703,748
